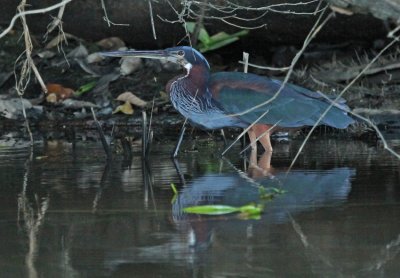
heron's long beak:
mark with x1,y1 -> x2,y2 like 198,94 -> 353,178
100,50 -> 179,64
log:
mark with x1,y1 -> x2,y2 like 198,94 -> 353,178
326,0 -> 400,20
0,0 -> 388,49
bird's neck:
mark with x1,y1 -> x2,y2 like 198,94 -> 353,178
166,64 -> 210,97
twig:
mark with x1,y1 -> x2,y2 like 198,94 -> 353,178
16,1 -> 47,93
238,61 -> 290,72
19,96 -> 34,144
91,108 -> 112,160
0,0 -> 72,40
17,148 -> 49,278
45,2 -> 67,35
173,119 -> 187,157
148,0 -> 157,40
146,98 -> 156,156
142,111 -> 148,158
218,18 -> 266,29
92,162 -> 112,213
15,0 -> 50,145
243,52 -> 249,73
226,0 -> 320,12
191,0 -> 207,45
288,212 -> 340,273
288,32 -> 400,172
100,0 -> 129,26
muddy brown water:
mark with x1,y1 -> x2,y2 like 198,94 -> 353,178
0,138 -> 399,277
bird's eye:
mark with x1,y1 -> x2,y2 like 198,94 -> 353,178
177,50 -> 185,57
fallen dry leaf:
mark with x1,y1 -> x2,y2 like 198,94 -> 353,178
46,93 -> 58,103
96,37 -> 125,50
37,50 -> 56,59
113,101 -> 134,115
159,91 -> 169,101
116,92 -> 147,108
62,99 -> 98,109
66,45 -> 89,59
45,33 -> 80,49
120,57 -> 142,75
86,52 -> 105,64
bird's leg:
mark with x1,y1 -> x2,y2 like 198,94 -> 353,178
249,146 -> 257,168
247,128 -> 257,152
253,124 -> 273,153
258,151 -> 272,169
172,125 -> 187,158
248,151 -> 273,178
259,132 -> 273,153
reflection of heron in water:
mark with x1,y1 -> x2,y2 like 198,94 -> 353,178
172,152 -> 355,248
173,152 -> 354,221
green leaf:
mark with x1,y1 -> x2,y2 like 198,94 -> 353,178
183,205 -> 240,215
184,22 -> 249,53
258,186 -> 287,199
74,81 -> 96,96
208,32 -> 232,43
208,30 -> 248,44
183,204 -> 263,216
170,183 -> 178,204
228,29 -> 249,38
185,22 -> 196,33
198,28 -> 211,45
238,204 -> 263,215
170,183 -> 178,195
201,37 -> 239,53
270,187 -> 287,194
184,22 -> 210,44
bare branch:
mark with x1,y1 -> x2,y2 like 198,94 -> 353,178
45,2 -> 67,35
238,61 -> 290,72
100,0 -> 129,26
0,0 -> 72,40
288,33 -> 400,172
148,0 -> 157,39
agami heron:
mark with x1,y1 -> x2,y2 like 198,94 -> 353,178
102,46 -> 354,155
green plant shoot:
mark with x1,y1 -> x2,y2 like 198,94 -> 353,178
170,183 -> 178,204
185,22 -> 249,53
74,81 -> 96,96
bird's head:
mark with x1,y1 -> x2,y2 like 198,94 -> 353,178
100,46 -> 209,75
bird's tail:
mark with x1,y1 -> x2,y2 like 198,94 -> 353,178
320,99 -> 355,129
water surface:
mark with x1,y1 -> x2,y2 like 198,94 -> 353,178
0,138 -> 399,277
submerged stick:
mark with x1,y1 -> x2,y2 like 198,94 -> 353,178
145,99 -> 156,157
91,108 -> 112,159
142,111 -> 147,158
142,111 -> 153,158
173,122 -> 187,158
